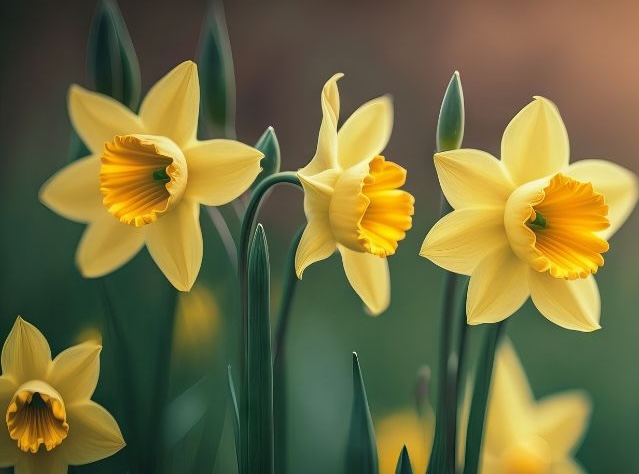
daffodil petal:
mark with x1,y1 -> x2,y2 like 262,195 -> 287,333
501,96 -> 569,185
337,95 -> 393,169
534,391 -> 591,458
146,201 -> 202,291
295,220 -> 336,278
420,207 -> 507,275
1,317 -> 51,383
0,376 -> 19,467
69,85 -> 143,153
566,159 -> 639,239
300,73 -> 342,176
39,155 -> 103,223
467,247 -> 529,324
139,61 -> 199,147
485,340 -> 534,452
15,455 -> 67,474
552,459 -> 586,474
76,216 -> 146,278
528,271 -> 600,331
338,245 -> 390,315
434,149 -> 514,210
62,400 -> 125,465
48,342 -> 101,405
183,139 -> 263,205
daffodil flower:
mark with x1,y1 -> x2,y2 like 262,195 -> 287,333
421,97 -> 638,330
295,73 -> 414,315
376,409 -> 433,474
481,340 -> 591,473
40,61 -> 263,291
0,317 -> 124,473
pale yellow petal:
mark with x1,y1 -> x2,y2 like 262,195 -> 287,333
295,221 -> 336,278
139,61 -> 199,147
501,97 -> 569,186
69,85 -> 143,153
0,376 -> 19,467
15,455 -> 67,474
337,95 -> 393,169
420,208 -> 507,275
48,342 -> 101,404
467,247 -> 529,324
298,168 -> 339,222
528,272 -> 600,331
565,159 -> 639,239
300,73 -> 342,176
338,245 -> 390,315
434,149 -> 514,210
485,340 -> 535,453
76,215 -> 146,278
39,155 -> 103,223
1,317 -> 51,383
146,201 -> 202,291
534,391 -> 591,458
62,400 -> 125,465
183,139 -> 263,205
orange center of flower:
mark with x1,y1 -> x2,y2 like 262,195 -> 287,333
6,381 -> 69,453
500,437 -> 551,474
505,173 -> 609,279
100,134 -> 188,227
356,156 -> 415,257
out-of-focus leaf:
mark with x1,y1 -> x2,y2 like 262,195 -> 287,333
228,365 -> 241,472
346,353 -> 378,474
87,0 -> 141,110
251,127 -> 281,190
436,71 -> 464,153
198,0 -> 236,138
395,446 -> 414,474
164,376 -> 209,448
246,224 -> 274,473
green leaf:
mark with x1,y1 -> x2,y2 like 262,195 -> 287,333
436,71 -> 464,153
346,353 -> 378,474
246,224 -> 274,473
252,127 -> 282,190
198,0 -> 236,138
227,365 -> 241,472
164,376 -> 209,448
395,446 -> 414,474
87,0 -> 141,110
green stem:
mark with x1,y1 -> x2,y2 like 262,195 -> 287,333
238,171 -> 301,474
462,321 -> 507,474
273,225 -> 305,474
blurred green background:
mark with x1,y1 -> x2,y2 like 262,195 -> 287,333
2,1 -> 639,473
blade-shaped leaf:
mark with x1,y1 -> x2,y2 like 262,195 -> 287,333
252,126 -> 281,190
346,353 -> 378,474
198,0 -> 236,138
246,224 -> 274,473
164,376 -> 209,448
395,446 -> 414,474
436,71 -> 464,153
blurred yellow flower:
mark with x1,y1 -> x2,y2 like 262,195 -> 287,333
40,61 -> 263,291
295,73 -> 414,315
376,409 -> 433,474
0,317 -> 124,472
480,340 -> 591,474
421,97 -> 638,330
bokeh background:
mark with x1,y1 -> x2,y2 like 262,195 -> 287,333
2,1 -> 639,472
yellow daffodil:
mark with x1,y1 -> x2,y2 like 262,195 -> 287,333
376,409 -> 433,474
40,61 -> 263,291
295,73 -> 414,315
421,97 -> 638,330
480,340 -> 591,474
0,317 -> 124,473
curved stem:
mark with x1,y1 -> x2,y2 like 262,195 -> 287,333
463,320 -> 507,474
238,171 -> 302,474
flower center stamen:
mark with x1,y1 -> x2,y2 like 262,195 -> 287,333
505,173 -> 609,280
357,156 -> 415,257
100,134 -> 188,227
6,381 -> 69,453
